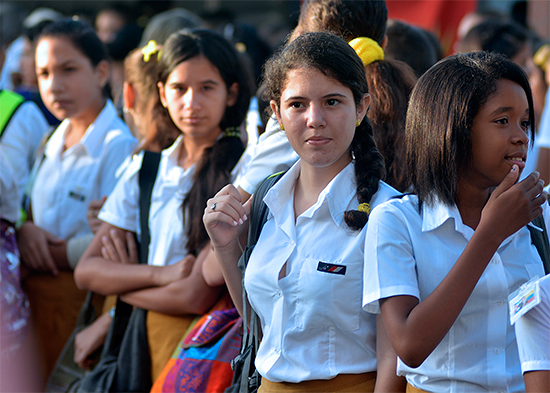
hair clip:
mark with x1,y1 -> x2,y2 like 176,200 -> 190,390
358,203 -> 371,215
348,37 -> 384,66
142,40 -> 160,62
224,127 -> 241,139
534,44 -> 550,72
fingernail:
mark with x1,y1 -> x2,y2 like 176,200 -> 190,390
238,218 -> 243,225
243,214 -> 248,221
511,165 -> 517,172
102,236 -> 108,242
233,221 -> 238,226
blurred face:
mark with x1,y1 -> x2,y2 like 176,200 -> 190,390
36,36 -> 108,122
95,10 -> 125,43
272,67 -> 369,173
466,79 -> 530,190
159,55 -> 237,144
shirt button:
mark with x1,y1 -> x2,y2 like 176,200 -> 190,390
493,258 -> 500,265
289,240 -> 295,246
276,291 -> 282,297
496,300 -> 506,306
493,348 -> 501,355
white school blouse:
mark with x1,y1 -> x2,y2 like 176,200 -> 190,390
363,195 -> 548,393
32,100 -> 136,240
99,136 -> 194,267
244,161 -> 398,383
514,273 -> 550,374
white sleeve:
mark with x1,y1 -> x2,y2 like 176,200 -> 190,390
535,88 -> 550,148
98,153 -> 142,233
0,147 -> 21,223
514,274 -> 550,373
233,116 -> 299,195
0,101 -> 49,201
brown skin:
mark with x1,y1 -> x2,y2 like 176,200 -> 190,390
523,370 -> 550,393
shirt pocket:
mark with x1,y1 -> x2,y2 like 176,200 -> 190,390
296,257 -> 362,332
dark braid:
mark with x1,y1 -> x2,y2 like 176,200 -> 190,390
344,119 -> 385,230
184,133 -> 245,254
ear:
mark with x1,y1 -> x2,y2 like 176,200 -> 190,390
96,60 -> 110,88
158,81 -> 168,108
123,82 -> 135,110
356,93 -> 370,122
226,82 -> 239,107
270,100 -> 283,125
381,35 -> 388,50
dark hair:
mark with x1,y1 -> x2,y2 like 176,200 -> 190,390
461,18 -> 530,60
365,59 -> 417,192
263,32 -> 385,230
406,51 -> 535,208
39,18 -> 108,67
38,18 -> 111,98
297,0 -> 388,45
123,46 -> 179,153
159,28 -> 252,254
385,20 -> 439,78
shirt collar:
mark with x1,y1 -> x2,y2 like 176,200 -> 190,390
421,197 -> 463,234
78,100 -> 117,158
264,160 -> 356,227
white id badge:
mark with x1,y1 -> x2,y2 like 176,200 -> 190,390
509,276 -> 541,325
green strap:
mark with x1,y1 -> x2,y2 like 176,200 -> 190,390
0,90 -> 25,137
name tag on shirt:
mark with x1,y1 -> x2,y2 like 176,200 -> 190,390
317,261 -> 346,275
68,190 -> 86,202
509,276 -> 541,325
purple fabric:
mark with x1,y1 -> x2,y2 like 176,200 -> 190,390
0,219 -> 30,354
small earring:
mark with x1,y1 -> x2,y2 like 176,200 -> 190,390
356,119 -> 361,127
351,150 -> 356,160
280,123 -> 285,131
123,107 -> 131,114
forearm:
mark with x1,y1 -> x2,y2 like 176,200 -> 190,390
383,225 -> 502,368
374,315 -> 406,393
213,239 -> 246,318
75,256 -> 164,295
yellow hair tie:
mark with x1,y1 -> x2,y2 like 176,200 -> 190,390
142,40 -> 160,62
358,203 -> 371,214
534,44 -> 550,72
349,37 -> 384,66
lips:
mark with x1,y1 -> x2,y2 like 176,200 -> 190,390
306,136 -> 331,146
505,152 -> 526,168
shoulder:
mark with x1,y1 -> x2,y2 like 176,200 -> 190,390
369,193 -> 420,226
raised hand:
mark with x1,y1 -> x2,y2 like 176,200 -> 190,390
480,166 -> 547,243
203,184 -> 251,251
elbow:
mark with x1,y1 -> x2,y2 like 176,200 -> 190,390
394,342 -> 430,369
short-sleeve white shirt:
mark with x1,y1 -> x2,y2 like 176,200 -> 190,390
363,195 -> 548,392
234,116 -> 298,195
99,136 -> 194,267
244,161 -> 399,383
0,147 -> 20,224
31,100 -> 136,240
0,100 -> 49,202
514,273 -> 550,373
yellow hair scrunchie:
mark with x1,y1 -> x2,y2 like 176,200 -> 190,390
348,37 -> 384,66
142,40 -> 160,62
358,203 -> 371,215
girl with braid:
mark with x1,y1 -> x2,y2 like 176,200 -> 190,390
204,32 -> 400,392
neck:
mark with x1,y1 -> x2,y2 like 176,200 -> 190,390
455,179 -> 491,230
67,99 -> 106,136
294,159 -> 350,219
178,130 -> 221,169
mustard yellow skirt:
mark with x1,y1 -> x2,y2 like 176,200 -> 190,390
406,382 -> 429,393
258,372 -> 376,393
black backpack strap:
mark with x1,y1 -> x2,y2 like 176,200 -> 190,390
528,215 -> 550,275
138,150 -> 161,265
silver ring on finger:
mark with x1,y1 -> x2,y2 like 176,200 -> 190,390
211,203 -> 217,211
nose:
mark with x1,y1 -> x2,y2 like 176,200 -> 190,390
182,88 -> 200,110
306,103 -> 326,129
49,72 -> 64,94
513,122 -> 530,147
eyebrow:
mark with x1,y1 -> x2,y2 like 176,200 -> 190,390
283,93 -> 347,102
490,107 -> 529,116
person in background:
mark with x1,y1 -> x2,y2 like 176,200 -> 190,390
363,51 -> 545,392
139,8 -> 203,47
17,18 -> 136,382
384,19 -> 438,78
75,28 -> 252,385
17,7 -> 63,126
